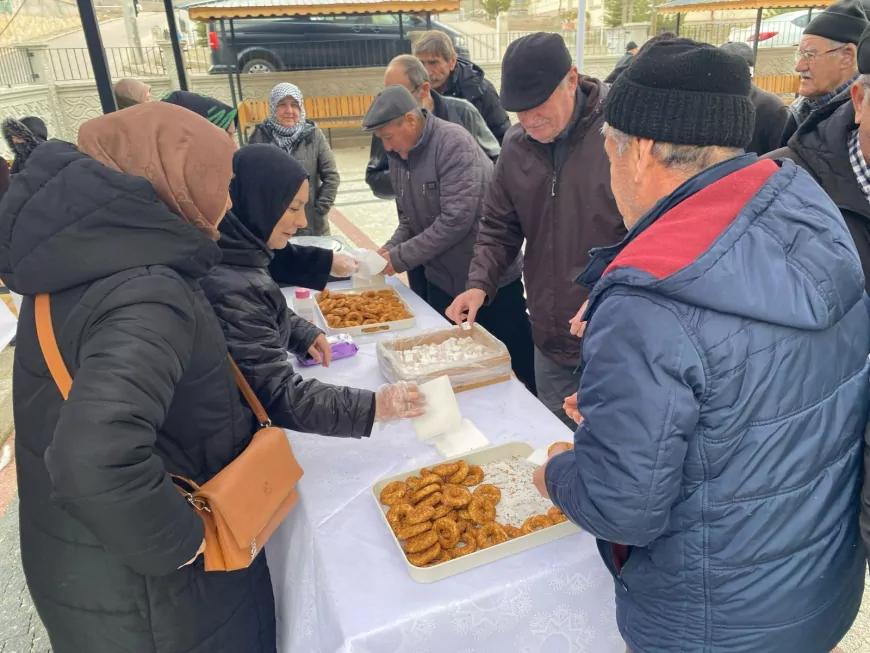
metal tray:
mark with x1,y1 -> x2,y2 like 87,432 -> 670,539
314,285 -> 416,336
371,442 -> 581,583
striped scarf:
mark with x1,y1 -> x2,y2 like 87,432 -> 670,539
265,83 -> 307,152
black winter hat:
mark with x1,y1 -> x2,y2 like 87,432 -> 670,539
162,90 -> 237,131
605,38 -> 755,149
500,32 -> 573,112
858,23 -> 870,72
804,0 -> 868,45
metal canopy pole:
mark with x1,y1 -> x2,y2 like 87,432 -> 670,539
231,18 -> 244,102
219,18 -> 240,136
675,12 -> 681,35
426,11 -> 431,28
751,7 -> 762,70
575,0 -> 586,69
399,10 -> 405,53
163,0 -> 189,90
76,0 -> 116,113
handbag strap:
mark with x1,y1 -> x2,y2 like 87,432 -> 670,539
35,293 -> 273,426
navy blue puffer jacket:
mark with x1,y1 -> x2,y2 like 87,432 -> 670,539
546,156 -> 870,653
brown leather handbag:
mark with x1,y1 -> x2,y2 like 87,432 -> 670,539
35,293 -> 304,572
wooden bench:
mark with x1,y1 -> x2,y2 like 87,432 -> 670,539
755,74 -> 800,102
237,94 -> 376,145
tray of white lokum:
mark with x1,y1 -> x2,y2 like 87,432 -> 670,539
376,324 -> 512,392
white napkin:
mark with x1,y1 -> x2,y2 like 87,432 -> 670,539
432,419 -> 490,458
357,249 -> 387,277
412,375 -> 462,441
525,448 -> 549,467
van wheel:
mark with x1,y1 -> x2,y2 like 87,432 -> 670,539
241,58 -> 276,74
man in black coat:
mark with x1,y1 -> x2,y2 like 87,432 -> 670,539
720,42 -> 791,155
766,33 -> 870,291
414,30 -> 511,144
780,0 -> 866,145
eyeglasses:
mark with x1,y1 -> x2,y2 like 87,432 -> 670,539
794,45 -> 847,64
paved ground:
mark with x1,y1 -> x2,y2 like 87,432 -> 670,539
45,13 -> 169,49
0,145 -> 868,651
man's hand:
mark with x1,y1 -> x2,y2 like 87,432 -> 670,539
446,289 -> 487,326
380,250 -> 396,276
569,299 -> 590,338
563,393 -> 584,425
307,334 -> 332,367
533,442 -> 574,499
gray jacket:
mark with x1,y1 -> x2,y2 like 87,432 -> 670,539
366,91 -> 500,200
250,120 -> 340,237
384,113 -> 521,298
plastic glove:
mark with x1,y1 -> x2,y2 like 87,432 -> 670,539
374,382 -> 427,422
331,253 -> 360,278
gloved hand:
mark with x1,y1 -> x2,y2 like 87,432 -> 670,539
374,382 -> 427,422
331,253 -> 360,278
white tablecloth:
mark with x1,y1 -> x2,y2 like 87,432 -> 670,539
267,279 -> 622,653
0,297 -> 17,352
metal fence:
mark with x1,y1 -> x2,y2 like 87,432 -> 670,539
202,38 -> 419,74
0,47 -> 33,87
48,46 -> 165,81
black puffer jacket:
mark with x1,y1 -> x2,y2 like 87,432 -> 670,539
765,94 -> 870,293
441,58 -> 511,144
202,211 -> 377,438
0,141 -> 276,652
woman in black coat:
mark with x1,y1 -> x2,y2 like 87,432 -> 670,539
201,144 -> 425,436
0,103 -> 277,653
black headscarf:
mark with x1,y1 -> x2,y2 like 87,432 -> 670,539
161,90 -> 238,131
3,116 -> 47,175
229,144 -> 309,243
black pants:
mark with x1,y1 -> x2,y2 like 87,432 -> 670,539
426,279 -> 537,396
407,266 -> 430,305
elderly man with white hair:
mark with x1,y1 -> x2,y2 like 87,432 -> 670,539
780,0 -> 867,144
534,37 -> 870,653
769,25 -> 870,291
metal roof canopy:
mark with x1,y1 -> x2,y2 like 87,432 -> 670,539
654,0 -> 833,78
656,0 -> 832,13
184,0 -> 458,20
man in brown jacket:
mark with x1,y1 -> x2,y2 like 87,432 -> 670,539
447,33 -> 626,427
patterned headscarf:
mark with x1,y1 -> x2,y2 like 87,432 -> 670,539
78,103 -> 235,240
265,83 -> 307,151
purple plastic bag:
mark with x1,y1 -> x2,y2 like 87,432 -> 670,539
296,334 -> 359,366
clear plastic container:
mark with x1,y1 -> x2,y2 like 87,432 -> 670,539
294,288 -> 317,324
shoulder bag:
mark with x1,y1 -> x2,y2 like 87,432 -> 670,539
35,293 -> 303,572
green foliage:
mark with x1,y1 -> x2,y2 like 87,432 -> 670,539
604,0 -> 652,27
196,20 -> 208,47
481,0 -> 511,18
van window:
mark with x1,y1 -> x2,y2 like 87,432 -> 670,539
792,14 -> 810,27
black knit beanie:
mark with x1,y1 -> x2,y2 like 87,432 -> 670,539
605,38 -> 755,149
804,0 -> 868,45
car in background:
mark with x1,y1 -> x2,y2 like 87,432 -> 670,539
207,15 -> 470,74
727,9 -> 813,48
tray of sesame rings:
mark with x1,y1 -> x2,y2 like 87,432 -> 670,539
315,286 -> 416,336
372,442 -> 581,583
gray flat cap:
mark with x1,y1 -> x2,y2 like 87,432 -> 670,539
362,85 -> 418,131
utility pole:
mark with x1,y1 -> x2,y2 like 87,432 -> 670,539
123,0 -> 143,63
